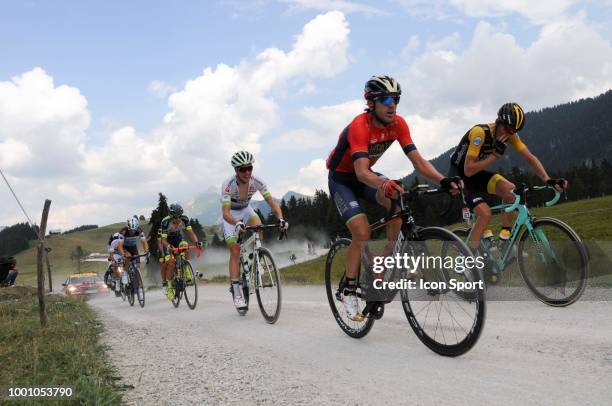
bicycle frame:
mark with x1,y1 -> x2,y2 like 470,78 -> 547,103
237,224 -> 285,296
239,231 -> 267,294
464,186 -> 562,271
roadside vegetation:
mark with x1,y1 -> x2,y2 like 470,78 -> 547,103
0,287 -> 123,404
279,195 -> 612,286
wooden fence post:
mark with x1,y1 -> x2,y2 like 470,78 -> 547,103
45,247 -> 53,292
37,199 -> 51,327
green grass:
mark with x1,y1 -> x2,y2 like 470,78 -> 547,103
281,196 -> 612,285
0,287 -> 123,404
14,222 -> 161,288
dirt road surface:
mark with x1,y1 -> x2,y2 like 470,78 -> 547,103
91,285 -> 612,405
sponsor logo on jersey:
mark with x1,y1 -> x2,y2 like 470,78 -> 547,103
473,136 -> 483,146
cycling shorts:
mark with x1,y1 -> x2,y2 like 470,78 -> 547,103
448,164 -> 507,209
328,170 -> 384,223
223,206 -> 260,245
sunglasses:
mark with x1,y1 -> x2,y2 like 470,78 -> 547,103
237,166 -> 253,173
377,95 -> 400,106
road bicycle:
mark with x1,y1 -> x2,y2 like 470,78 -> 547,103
325,185 -> 486,357
104,253 -> 148,307
451,184 -> 588,306
168,243 -> 202,310
121,253 -> 147,307
236,223 -> 285,323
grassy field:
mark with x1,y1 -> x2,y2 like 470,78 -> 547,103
9,196 -> 612,287
0,287 -> 122,404
280,195 -> 612,285
13,221 -> 160,288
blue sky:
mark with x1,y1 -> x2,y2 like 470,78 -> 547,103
1,0 -> 612,228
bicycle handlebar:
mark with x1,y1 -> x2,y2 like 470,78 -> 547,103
170,245 -> 202,258
238,223 -> 288,243
504,193 -> 521,213
383,183 -> 455,223
525,185 -> 561,207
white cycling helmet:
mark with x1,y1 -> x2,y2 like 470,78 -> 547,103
231,151 -> 255,168
127,217 -> 140,230
364,75 -> 401,100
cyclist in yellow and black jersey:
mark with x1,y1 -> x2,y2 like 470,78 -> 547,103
449,102 -> 567,251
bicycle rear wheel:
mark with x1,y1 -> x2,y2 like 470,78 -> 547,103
325,238 -> 375,339
401,227 -> 486,357
255,247 -> 281,324
183,261 -> 198,310
517,217 -> 588,306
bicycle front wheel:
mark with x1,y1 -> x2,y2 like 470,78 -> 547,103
134,268 -> 145,308
255,247 -> 281,324
517,217 -> 588,306
183,261 -> 198,310
324,238 -> 375,339
401,227 -> 486,357
127,274 -> 135,307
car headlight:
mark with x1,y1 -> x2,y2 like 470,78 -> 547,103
68,285 -> 78,292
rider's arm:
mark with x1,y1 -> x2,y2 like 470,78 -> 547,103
117,240 -> 125,257
140,233 -> 149,252
354,158 -> 387,189
518,147 -> 551,182
222,204 -> 237,225
186,228 -> 198,243
464,154 -> 499,177
264,195 -> 284,220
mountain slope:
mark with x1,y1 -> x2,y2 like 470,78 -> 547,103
404,89 -> 612,184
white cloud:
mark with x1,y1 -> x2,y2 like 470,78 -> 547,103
448,0 -> 578,25
297,81 -> 317,95
394,0 -> 579,24
400,35 -> 420,60
268,99 -> 362,151
148,80 -> 177,98
279,158 -> 327,195
399,16 -> 612,158
0,67 -> 89,178
0,12 -> 352,229
280,0 -> 389,16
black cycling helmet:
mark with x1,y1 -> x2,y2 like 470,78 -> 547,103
497,102 -> 525,132
169,202 -> 183,217
364,75 -> 401,100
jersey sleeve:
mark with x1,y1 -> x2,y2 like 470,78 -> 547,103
466,126 -> 485,158
137,228 -> 146,241
396,117 -> 417,154
509,133 -> 527,152
254,177 -> 271,199
221,179 -> 231,207
160,218 -> 169,238
182,215 -> 193,231
347,120 -> 370,161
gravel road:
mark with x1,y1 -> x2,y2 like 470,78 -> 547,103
90,285 -> 612,405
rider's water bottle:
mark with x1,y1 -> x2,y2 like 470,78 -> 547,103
121,270 -> 128,285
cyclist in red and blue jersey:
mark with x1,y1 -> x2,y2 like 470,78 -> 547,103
326,75 -> 459,321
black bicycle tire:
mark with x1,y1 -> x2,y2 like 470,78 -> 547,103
127,267 -> 135,307
171,263 -> 181,308
183,261 -> 198,310
517,217 -> 588,307
324,238 -> 375,339
254,247 -> 282,324
134,268 -> 145,308
400,227 -> 486,357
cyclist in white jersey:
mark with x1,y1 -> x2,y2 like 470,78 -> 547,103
221,151 -> 288,310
